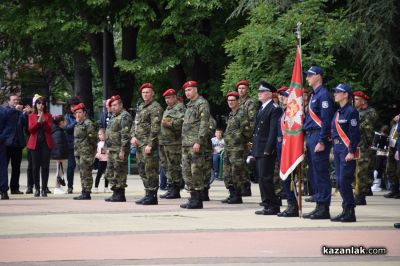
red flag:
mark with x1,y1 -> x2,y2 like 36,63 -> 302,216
280,47 -> 304,180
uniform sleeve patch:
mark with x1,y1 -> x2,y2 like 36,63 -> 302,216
351,119 -> 357,126
322,101 -> 329,108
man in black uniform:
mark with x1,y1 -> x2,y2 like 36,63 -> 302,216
251,81 -> 282,215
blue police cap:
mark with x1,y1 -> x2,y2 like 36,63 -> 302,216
304,65 -> 324,76
333,83 -> 352,94
258,80 -> 276,92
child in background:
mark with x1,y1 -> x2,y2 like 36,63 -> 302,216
211,129 -> 225,180
93,128 -> 110,193
51,115 -> 68,194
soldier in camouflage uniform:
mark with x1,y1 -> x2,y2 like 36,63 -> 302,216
180,80 -> 211,209
72,103 -> 97,200
384,117 -> 400,198
221,91 -> 252,204
353,91 -> 378,205
104,95 -> 132,202
131,83 -> 164,205
201,115 -> 216,201
159,88 -> 185,199
237,80 -> 257,196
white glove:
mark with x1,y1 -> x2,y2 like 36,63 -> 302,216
246,155 -> 254,164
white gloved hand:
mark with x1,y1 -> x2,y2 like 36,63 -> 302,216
246,155 -> 254,164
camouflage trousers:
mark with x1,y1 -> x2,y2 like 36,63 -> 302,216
223,149 -> 247,189
203,150 -> 213,189
104,150 -> 128,190
355,149 -> 375,195
387,147 -> 400,189
182,146 -> 205,191
159,144 -> 183,186
136,146 -> 159,191
75,154 -> 94,191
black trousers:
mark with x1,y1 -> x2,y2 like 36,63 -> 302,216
31,144 -> 51,190
6,147 -> 23,191
256,154 -> 280,208
94,161 -> 109,188
27,150 -> 34,189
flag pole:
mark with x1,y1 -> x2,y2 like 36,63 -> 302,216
296,21 -> 303,218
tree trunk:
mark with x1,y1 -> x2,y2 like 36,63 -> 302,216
119,25 -> 138,109
73,51 -> 94,118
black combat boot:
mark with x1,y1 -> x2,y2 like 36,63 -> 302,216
355,194 -> 366,206
228,187 -> 243,204
221,187 -> 235,203
201,187 -> 210,201
142,190 -> 158,205
330,208 -> 345,222
34,189 -> 40,197
105,189 -> 117,202
310,204 -> 330,219
241,181 -> 252,197
165,185 -> 181,199
135,191 -> 148,204
45,187 -> 52,194
384,186 -> 400,198
109,189 -> 126,202
340,207 -> 356,222
185,191 -> 203,209
41,189 -> 47,197
26,187 -> 33,194
160,185 -> 172,199
277,201 -> 299,217
73,190 -> 91,200
1,192 -> 9,200
303,204 -> 321,219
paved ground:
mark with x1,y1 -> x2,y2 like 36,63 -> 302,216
0,160 -> 399,265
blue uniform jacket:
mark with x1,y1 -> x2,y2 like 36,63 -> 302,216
331,103 -> 360,153
3,106 -> 27,148
64,112 -> 77,147
304,85 -> 335,143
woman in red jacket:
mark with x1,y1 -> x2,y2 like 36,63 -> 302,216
27,97 -> 54,197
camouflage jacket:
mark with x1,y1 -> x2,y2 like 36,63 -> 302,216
159,102 -> 186,146
182,96 -> 210,147
131,100 -> 163,148
74,118 -> 97,156
224,107 -> 252,151
204,115 -> 217,152
359,106 -> 378,150
239,96 -> 257,132
106,109 -> 132,153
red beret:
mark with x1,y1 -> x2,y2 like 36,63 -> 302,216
72,103 -> 85,112
277,86 -> 288,93
353,91 -> 369,101
181,80 -> 198,90
139,83 -> 154,92
226,91 -> 239,98
108,95 -> 121,107
236,80 -> 249,88
163,88 -> 177,97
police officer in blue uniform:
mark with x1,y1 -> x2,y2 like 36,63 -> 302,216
330,83 -> 360,222
0,105 -> 9,200
303,65 -> 335,219
276,88 -> 299,217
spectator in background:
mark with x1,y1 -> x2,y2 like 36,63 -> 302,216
211,129 -> 225,180
27,97 -> 54,197
64,96 -> 81,194
0,105 -> 9,199
51,115 -> 69,194
93,128 -> 110,193
4,94 -> 28,194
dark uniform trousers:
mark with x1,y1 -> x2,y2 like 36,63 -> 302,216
256,154 -> 279,207
333,140 -> 356,208
306,131 -> 332,205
